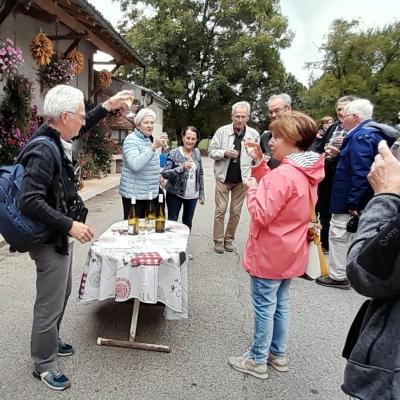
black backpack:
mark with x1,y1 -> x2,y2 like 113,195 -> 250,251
0,136 -> 62,252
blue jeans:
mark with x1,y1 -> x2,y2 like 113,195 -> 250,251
249,277 -> 291,365
166,192 -> 198,230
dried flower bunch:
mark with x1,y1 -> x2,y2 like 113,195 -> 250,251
67,50 -> 85,75
0,38 -> 24,81
38,52 -> 74,90
97,69 -> 112,89
30,32 -> 54,66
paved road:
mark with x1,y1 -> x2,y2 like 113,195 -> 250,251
0,157 -> 363,400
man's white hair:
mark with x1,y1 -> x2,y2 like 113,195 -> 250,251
345,99 -> 373,121
134,108 -> 156,126
43,85 -> 84,118
232,101 -> 251,114
267,93 -> 292,108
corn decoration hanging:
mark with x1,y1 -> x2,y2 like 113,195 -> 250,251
97,69 -> 112,89
30,32 -> 54,66
67,50 -> 85,75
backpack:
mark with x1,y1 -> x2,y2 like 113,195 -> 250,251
0,136 -> 62,252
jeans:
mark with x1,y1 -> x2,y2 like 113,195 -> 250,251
249,277 -> 291,365
166,192 -> 198,230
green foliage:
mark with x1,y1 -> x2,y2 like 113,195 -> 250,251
115,0 -> 294,136
82,122 -> 113,173
0,75 -> 35,165
301,19 -> 400,123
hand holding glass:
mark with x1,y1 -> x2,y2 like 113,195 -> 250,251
124,95 -> 135,119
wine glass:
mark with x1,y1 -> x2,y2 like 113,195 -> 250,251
185,155 -> 194,169
138,218 -> 146,235
124,96 -> 135,119
230,144 -> 239,164
145,219 -> 154,235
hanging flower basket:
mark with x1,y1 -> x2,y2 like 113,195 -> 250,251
0,38 -> 24,81
38,52 -> 74,91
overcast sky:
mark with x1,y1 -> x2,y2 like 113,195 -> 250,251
89,0 -> 398,86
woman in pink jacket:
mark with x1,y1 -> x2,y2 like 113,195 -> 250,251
229,112 -> 325,379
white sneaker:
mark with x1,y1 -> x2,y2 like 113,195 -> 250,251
229,354 -> 268,379
267,353 -> 288,372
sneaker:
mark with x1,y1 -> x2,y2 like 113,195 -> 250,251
224,242 -> 236,252
228,354 -> 269,380
315,275 -> 350,290
32,369 -> 71,391
188,254 -> 193,260
267,354 -> 288,372
214,242 -> 224,254
58,341 -> 75,357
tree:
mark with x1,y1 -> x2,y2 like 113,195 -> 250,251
301,19 -> 400,123
115,0 -> 293,137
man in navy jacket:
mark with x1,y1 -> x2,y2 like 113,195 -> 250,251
316,99 -> 399,289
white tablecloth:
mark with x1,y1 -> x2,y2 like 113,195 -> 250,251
78,220 -> 190,320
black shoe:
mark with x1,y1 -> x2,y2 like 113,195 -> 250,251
58,341 -> 75,357
315,275 -> 350,290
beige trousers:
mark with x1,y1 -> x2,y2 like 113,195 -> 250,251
213,180 -> 246,244
328,214 -> 355,281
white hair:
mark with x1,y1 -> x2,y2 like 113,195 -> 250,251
232,101 -> 251,114
134,108 -> 156,126
267,93 -> 292,107
345,99 -> 373,121
43,85 -> 84,118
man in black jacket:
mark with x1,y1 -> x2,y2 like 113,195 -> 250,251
342,140 -> 400,399
19,84 -> 132,391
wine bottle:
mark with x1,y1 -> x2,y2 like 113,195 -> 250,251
128,197 -> 138,235
145,191 -> 156,232
155,193 -> 166,233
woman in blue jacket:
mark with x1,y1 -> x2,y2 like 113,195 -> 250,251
119,108 -> 167,218
161,126 -> 205,230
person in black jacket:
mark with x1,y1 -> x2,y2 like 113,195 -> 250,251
311,95 -> 358,251
342,140 -> 400,399
19,84 -> 132,391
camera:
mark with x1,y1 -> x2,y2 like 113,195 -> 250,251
346,215 -> 359,233
67,196 -> 88,223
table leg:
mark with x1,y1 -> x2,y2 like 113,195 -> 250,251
96,298 -> 171,353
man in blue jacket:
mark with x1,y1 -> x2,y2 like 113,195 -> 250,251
316,99 -> 399,289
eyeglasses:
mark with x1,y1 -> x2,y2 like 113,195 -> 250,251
343,113 -> 355,119
65,111 -> 86,122
268,106 -> 288,116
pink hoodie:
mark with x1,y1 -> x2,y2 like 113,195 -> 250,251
243,152 -> 325,280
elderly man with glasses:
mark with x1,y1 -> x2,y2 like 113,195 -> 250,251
18,84 -> 132,390
316,99 -> 399,290
208,101 -> 259,253
259,93 -> 292,169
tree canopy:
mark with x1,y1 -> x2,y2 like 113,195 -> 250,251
115,0 -> 294,137
301,19 -> 400,123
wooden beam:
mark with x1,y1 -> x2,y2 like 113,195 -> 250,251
111,64 -> 121,75
0,0 -> 21,25
63,39 -> 80,58
93,61 -> 117,65
32,0 -> 128,64
15,3 -> 58,23
47,32 -> 87,41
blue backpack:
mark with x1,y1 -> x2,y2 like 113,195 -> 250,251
0,136 -> 62,252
